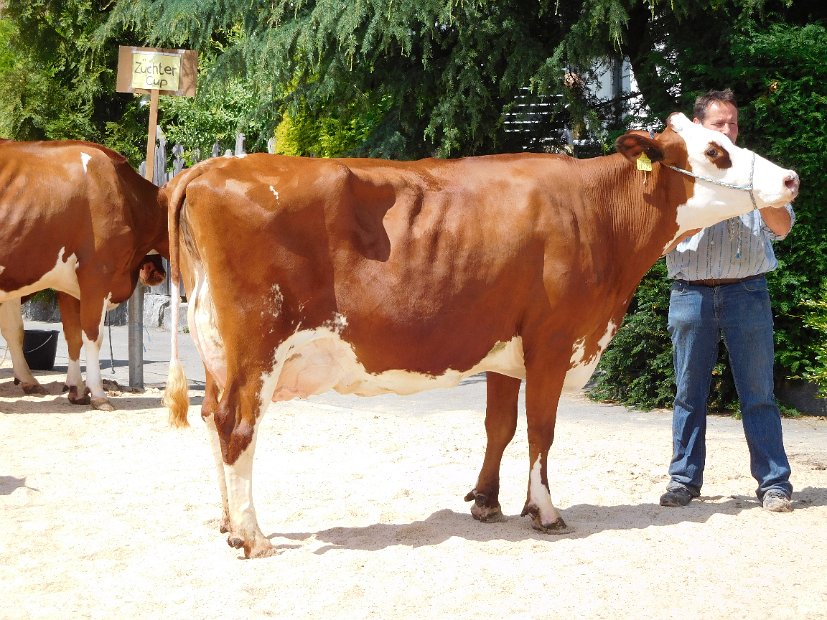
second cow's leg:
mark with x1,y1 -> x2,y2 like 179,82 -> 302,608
57,293 -> 90,405
0,298 -> 45,394
77,291 -> 113,411
466,372 -> 521,522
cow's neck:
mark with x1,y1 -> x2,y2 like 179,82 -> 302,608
129,177 -> 170,260
580,154 -> 683,282
592,155 -> 687,252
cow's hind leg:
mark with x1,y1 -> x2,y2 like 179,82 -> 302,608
465,372 -> 521,522
0,299 -> 46,394
57,293 -> 91,405
521,360 -> 569,533
215,377 -> 274,558
201,369 -> 231,534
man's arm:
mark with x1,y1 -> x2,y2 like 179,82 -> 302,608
662,229 -> 701,255
760,205 -> 793,237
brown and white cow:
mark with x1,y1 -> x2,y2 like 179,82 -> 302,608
163,112 -> 799,557
0,139 -> 169,410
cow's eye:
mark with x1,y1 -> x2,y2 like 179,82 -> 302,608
705,147 -> 719,158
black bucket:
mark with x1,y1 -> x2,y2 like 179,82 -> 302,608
23,329 -> 59,371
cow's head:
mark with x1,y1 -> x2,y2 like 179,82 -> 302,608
616,112 -> 799,231
138,254 -> 166,287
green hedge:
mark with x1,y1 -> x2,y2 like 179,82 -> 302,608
588,23 -> 827,412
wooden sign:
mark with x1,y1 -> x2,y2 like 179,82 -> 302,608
131,51 -> 181,91
115,44 -> 197,389
116,46 -> 197,97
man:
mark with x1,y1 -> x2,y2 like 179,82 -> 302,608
660,89 -> 795,512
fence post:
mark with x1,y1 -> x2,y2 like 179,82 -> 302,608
172,143 -> 185,176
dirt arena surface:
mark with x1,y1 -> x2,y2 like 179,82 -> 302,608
2,363 -> 827,619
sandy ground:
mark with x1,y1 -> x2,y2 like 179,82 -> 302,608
2,361 -> 827,620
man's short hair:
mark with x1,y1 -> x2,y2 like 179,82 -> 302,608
694,89 -> 738,121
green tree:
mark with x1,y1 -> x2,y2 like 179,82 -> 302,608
0,2 -> 129,143
0,2 -> 273,166
101,1 -> 825,159
161,71 -> 270,162
274,93 -> 392,157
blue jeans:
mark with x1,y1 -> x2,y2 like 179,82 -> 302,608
667,276 -> 792,500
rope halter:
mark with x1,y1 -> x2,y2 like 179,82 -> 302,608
662,151 -> 758,210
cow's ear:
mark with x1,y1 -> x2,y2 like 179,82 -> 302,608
615,132 -> 665,164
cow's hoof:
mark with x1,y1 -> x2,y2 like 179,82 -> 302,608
91,397 -> 115,412
248,543 -> 278,559
471,502 -> 506,523
528,514 -> 571,535
465,490 -> 506,523
521,503 -> 571,534
21,383 -> 48,395
67,386 -> 91,405
228,535 -> 276,558
244,538 -> 278,559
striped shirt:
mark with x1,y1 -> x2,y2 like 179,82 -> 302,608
666,204 -> 795,281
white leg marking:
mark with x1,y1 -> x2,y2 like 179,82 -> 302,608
224,425 -> 268,547
529,455 -> 562,525
81,297 -> 110,399
65,358 -> 83,390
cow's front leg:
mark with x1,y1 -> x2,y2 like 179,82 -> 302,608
465,372 -> 521,523
521,360 -> 569,533
57,293 -> 91,405
78,293 -> 113,411
0,299 -> 46,395
216,379 -> 274,558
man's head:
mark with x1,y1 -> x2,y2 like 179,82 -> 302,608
693,89 -> 739,142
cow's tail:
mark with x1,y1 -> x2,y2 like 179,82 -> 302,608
162,164 -> 208,429
164,291 -> 190,428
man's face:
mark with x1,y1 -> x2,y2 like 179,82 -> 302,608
694,101 -> 739,143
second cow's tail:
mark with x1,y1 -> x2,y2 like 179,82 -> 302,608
162,164 -> 210,429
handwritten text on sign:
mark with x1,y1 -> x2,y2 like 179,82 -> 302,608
131,52 -> 181,91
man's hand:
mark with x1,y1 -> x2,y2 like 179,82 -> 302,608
760,205 -> 792,237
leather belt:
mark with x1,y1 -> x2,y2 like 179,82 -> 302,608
687,274 -> 763,287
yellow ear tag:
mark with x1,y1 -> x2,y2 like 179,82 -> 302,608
636,152 -> 653,172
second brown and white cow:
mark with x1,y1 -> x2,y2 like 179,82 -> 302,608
163,112 -> 799,557
0,139 -> 169,410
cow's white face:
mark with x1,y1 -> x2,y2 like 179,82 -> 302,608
668,113 -> 799,231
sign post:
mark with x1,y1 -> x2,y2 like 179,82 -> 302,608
116,46 -> 197,388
